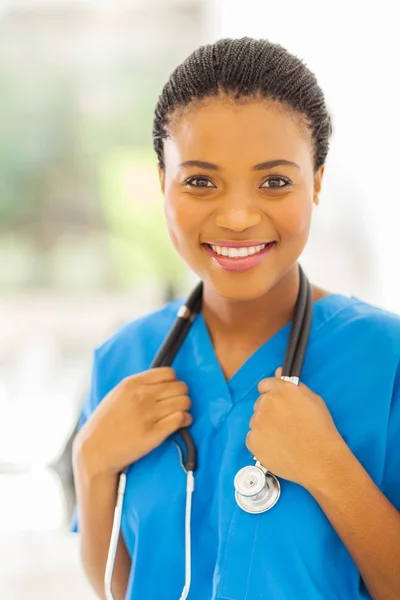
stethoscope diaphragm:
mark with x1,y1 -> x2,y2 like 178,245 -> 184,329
234,463 -> 281,514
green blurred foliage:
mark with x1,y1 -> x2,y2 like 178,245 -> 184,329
0,47 -> 185,291
98,148 -> 186,289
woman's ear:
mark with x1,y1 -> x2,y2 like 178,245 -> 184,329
313,165 -> 324,207
158,165 -> 165,194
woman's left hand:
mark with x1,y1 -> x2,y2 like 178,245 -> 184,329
246,368 -> 345,490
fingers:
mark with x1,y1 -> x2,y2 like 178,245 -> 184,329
154,410 -> 193,438
253,395 -> 264,412
151,380 -> 189,401
153,395 -> 191,422
258,377 -> 280,394
128,367 -> 178,386
258,372 -> 303,394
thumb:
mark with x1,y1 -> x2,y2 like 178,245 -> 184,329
276,368 -> 311,393
275,367 -> 306,389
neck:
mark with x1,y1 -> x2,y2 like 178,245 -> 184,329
201,264 -> 302,348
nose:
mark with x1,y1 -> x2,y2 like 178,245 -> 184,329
214,199 -> 263,232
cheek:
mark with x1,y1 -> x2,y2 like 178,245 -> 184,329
164,195 -> 206,253
275,193 -> 312,240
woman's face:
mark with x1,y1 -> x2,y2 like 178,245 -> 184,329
159,97 -> 323,300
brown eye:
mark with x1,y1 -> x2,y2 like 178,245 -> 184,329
185,177 -> 215,188
261,177 -> 291,189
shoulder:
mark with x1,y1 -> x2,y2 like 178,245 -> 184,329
317,294 -> 400,361
336,295 -> 400,336
96,298 -> 181,355
92,298 -> 183,390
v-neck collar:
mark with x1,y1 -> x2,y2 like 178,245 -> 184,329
186,293 -> 355,410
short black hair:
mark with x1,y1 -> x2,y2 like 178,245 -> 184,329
152,37 -> 332,172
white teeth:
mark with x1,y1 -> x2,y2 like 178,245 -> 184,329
210,243 -> 268,258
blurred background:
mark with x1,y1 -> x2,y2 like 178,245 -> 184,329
0,1 -> 399,598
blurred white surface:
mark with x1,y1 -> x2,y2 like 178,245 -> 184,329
0,470 -> 66,533
0,468 -> 96,598
0,530 -> 97,600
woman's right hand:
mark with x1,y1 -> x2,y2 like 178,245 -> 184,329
73,367 -> 192,478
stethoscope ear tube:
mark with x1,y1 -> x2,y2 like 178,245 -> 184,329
291,275 -> 313,378
154,282 -> 203,369
281,265 -> 308,378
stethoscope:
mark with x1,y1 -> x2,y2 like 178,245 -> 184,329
104,264 -> 313,600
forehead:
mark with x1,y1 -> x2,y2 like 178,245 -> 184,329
165,96 -> 313,169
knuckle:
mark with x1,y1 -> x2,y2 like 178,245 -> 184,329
119,376 -> 132,390
179,381 -> 189,394
132,385 -> 147,403
251,407 -> 262,425
258,378 -> 271,392
260,394 -> 268,407
164,367 -> 177,380
253,396 -> 262,412
174,411 -> 186,427
181,395 -> 191,410
257,380 -> 266,392
245,431 -> 254,451
118,377 -> 136,398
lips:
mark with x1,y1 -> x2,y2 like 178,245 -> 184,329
204,241 -> 272,248
203,241 -> 276,272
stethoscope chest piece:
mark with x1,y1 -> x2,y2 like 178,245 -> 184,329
234,463 -> 281,514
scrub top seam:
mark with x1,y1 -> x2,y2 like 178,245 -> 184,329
312,297 -> 361,337
244,515 -> 261,600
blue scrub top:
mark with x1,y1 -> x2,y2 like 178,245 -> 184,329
73,293 -> 400,599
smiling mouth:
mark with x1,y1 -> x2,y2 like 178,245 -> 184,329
203,242 -> 276,258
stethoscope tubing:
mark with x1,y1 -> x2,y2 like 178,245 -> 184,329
281,264 -> 308,378
104,264 -> 312,599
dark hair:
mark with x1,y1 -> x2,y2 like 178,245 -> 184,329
152,37 -> 332,172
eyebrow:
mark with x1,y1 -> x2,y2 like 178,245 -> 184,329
178,159 -> 300,171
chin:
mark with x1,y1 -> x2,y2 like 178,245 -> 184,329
204,271 -> 275,302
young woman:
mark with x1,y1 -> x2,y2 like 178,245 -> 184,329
72,37 -> 400,600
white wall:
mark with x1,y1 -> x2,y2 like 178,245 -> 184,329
205,0 -> 400,311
